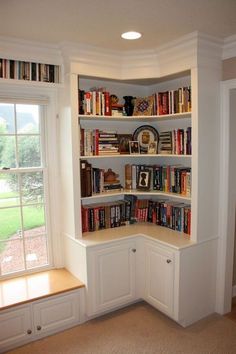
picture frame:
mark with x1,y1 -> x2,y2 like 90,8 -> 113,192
129,141 -> 140,154
118,134 -> 132,154
133,95 -> 155,116
137,168 -> 151,190
148,141 -> 157,154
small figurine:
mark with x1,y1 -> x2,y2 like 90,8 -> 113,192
104,168 -> 120,183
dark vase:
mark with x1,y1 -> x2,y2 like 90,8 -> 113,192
123,96 -> 135,116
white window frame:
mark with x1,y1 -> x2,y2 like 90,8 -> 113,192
0,82 -> 62,279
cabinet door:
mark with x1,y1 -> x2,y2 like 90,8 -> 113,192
0,306 -> 32,352
33,291 -> 80,337
145,243 -> 174,316
88,241 -> 136,315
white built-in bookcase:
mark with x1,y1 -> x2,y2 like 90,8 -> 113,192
79,75 -> 191,232
59,42 -> 221,245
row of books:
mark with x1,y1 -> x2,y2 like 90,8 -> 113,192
80,160 -> 123,197
82,196 -> 191,235
80,129 -> 120,156
0,58 -> 60,83
125,164 -> 191,196
78,86 -> 191,116
159,127 -> 192,155
79,89 -> 111,116
156,87 -> 191,115
81,160 -> 191,198
80,128 -> 191,157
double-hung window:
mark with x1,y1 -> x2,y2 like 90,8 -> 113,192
0,102 -> 51,276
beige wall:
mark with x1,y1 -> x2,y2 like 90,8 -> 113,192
222,57 -> 236,81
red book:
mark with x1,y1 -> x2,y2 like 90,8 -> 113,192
82,207 -> 89,233
104,92 -> 111,116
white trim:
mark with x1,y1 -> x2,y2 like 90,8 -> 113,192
0,96 -> 49,105
0,35 -> 62,65
223,34 -> 236,60
0,85 -> 63,277
216,79 -> 236,314
232,285 -> 236,298
0,32 -> 225,81
62,31 -> 222,80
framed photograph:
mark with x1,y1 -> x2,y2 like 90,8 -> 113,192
118,134 -> 132,154
129,141 -> 140,154
148,141 -> 157,154
137,169 -> 151,190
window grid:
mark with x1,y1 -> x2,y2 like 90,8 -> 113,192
0,103 -> 50,277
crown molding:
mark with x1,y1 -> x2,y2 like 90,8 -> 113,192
0,36 -> 62,64
0,31 -> 225,80
196,32 -> 223,69
223,34 -> 236,60
60,31 -> 223,80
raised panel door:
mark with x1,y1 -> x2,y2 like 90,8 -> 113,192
0,306 -> 32,353
89,241 -> 136,314
145,243 -> 174,316
33,291 -> 80,337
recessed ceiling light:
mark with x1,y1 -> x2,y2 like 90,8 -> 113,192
121,31 -> 142,40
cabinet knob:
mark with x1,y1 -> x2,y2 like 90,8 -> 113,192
166,259 -> 172,263
37,325 -> 42,331
132,248 -> 136,253
27,329 -> 32,335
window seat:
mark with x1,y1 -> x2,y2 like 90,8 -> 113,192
0,268 -> 85,311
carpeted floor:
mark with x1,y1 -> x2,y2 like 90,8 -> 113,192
6,302 -> 236,354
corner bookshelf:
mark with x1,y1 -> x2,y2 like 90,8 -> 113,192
77,74 -> 192,238
59,36 -> 221,327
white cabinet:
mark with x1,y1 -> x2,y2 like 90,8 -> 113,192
0,290 -> 81,353
87,241 -> 137,315
32,291 -> 80,338
145,242 -> 175,317
0,305 -> 32,353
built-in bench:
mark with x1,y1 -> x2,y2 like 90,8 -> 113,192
0,268 -> 85,310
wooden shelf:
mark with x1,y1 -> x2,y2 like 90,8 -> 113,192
79,154 -> 192,159
81,189 -> 191,202
79,112 -> 191,122
80,223 -> 194,250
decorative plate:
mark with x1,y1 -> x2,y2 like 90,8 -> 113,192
133,125 -> 159,154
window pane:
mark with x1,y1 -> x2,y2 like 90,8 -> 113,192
21,171 -> 44,204
22,205 -> 46,236
25,235 -> 48,269
0,239 -> 24,275
0,102 -> 50,277
0,173 -> 20,207
17,135 -> 41,167
0,135 -> 16,168
16,104 -> 39,134
0,207 -> 22,242
0,103 -> 15,133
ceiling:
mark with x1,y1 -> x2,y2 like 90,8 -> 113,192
1,0 -> 236,52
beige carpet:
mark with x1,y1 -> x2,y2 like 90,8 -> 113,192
6,302 -> 236,354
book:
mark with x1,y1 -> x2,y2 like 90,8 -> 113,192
125,164 -> 132,190
80,160 -> 92,197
